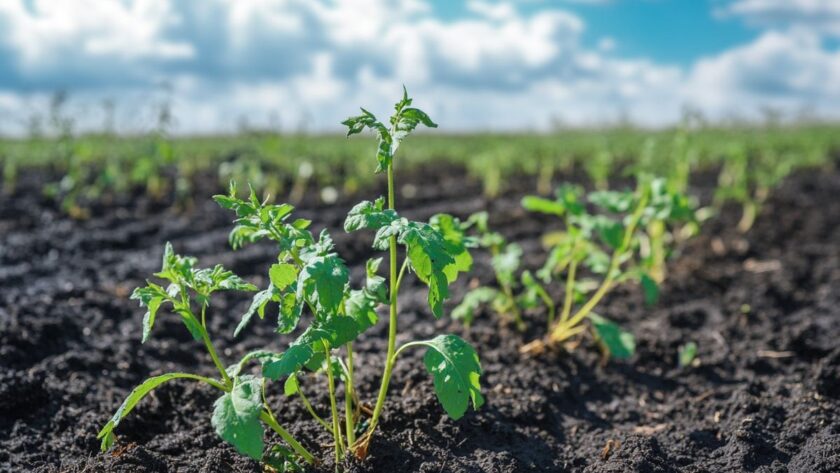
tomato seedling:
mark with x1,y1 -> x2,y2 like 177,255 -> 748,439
521,176 -> 696,358
100,89 -> 484,470
341,88 -> 484,457
98,242 -> 317,467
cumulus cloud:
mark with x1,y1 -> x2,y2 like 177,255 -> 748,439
0,0 -> 837,134
719,0 -> 840,36
683,29 -> 840,120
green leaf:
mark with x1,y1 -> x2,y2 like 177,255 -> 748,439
365,257 -> 388,304
373,217 -> 408,250
296,254 -> 349,316
263,316 -> 362,380
342,89 -> 436,173
594,216 -> 624,250
344,197 -> 397,232
263,344 -> 313,380
589,190 -> 635,213
420,334 -> 484,420
678,341 -> 698,367
520,270 -> 550,310
212,376 -> 264,460
590,313 -> 635,359
176,307 -> 204,341
98,373 -> 205,452
399,222 -> 456,318
640,273 -> 659,306
431,213 -> 474,282
283,373 -> 300,396
131,283 -> 167,343
235,288 -> 274,337
344,289 -> 380,331
452,287 -> 497,327
269,263 -> 297,290
276,292 -> 303,334
522,196 -> 566,216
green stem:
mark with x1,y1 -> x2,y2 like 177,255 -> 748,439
559,258 -> 578,324
297,385 -> 331,433
344,345 -> 356,446
362,162 -> 399,445
323,341 -> 345,461
184,373 -> 230,392
198,323 -> 231,388
260,410 -> 316,465
552,189 -> 649,341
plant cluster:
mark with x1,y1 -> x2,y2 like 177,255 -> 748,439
457,176 -> 696,359
99,90 -> 484,469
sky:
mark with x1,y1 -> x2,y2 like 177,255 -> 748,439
0,0 -> 839,135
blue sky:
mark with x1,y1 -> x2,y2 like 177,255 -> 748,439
0,0 -> 838,134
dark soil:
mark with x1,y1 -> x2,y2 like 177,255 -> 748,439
1,164 -> 839,473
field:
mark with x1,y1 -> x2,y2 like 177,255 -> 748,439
1,124 -> 840,472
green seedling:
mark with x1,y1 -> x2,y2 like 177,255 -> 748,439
98,243 -> 317,465
341,88 -> 483,457
518,177 -> 695,359
100,90 -> 484,470
452,211 -> 533,331
714,143 -> 795,233
678,341 -> 698,367
474,177 -> 693,358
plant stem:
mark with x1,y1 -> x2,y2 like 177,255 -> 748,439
198,324 -> 231,388
323,342 -> 345,462
260,410 -> 316,465
360,162 -> 399,448
551,189 -> 649,342
559,258 -> 578,324
344,344 -> 356,446
297,386 -> 331,433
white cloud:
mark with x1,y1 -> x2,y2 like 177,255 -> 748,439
719,0 -> 840,36
683,29 -> 840,119
0,0 -> 837,134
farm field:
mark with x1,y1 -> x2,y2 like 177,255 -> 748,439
1,131 -> 839,471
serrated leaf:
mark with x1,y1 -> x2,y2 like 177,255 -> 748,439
399,222 -> 456,318
276,292 -> 303,334
263,316 -> 362,380
235,288 -> 274,337
296,254 -> 349,317
344,197 -> 397,232
373,217 -> 408,250
212,376 -> 264,460
365,257 -> 388,304
344,289 -> 380,331
590,313 -> 635,359
131,283 -> 167,343
98,373 -> 202,452
269,263 -> 297,290
419,335 -> 484,420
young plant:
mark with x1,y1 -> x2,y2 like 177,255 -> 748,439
452,212 -> 536,331
100,90 -> 484,469
714,143 -> 794,233
98,242 -> 317,467
518,177 -> 695,359
341,88 -> 484,457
